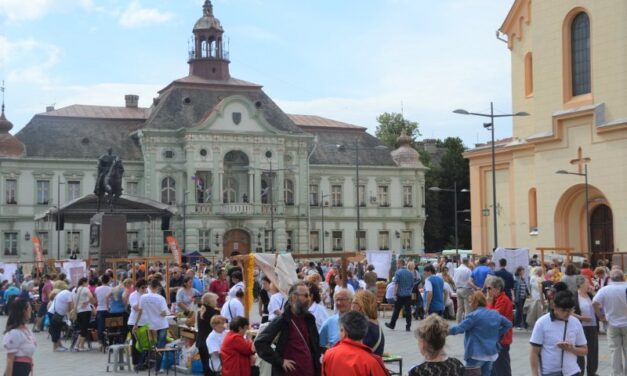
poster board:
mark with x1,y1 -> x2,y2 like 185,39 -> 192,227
366,250 -> 392,280
493,248 -> 530,278
0,263 -> 18,283
56,260 -> 87,287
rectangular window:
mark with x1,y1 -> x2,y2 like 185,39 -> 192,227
377,185 -> 389,207
127,182 -> 139,196
403,186 -> 413,207
199,229 -> 211,252
67,181 -> 81,201
5,179 -> 17,204
309,185 -> 319,206
309,231 -> 319,251
378,231 -> 390,250
331,185 -> 342,207
264,230 -> 272,252
356,230 -> 366,251
66,231 -> 80,255
3,232 -> 18,256
402,231 -> 412,250
357,184 -> 366,207
127,231 -> 139,253
36,180 -> 50,205
286,231 -> 293,252
332,231 -> 343,251
36,231 -> 49,255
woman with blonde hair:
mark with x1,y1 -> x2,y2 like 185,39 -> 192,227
197,292 -> 219,376
409,314 -> 464,376
351,290 -> 385,355
526,266 -> 546,330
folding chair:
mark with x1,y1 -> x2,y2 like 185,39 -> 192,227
103,316 -> 125,350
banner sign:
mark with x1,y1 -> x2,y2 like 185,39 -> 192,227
32,236 -> 45,273
166,235 -> 182,265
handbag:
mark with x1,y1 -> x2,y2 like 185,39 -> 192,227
51,298 -> 64,324
134,324 -> 157,352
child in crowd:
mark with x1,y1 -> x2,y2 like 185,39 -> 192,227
206,315 -> 227,375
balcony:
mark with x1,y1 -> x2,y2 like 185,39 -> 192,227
195,203 -> 212,214
219,203 -> 254,216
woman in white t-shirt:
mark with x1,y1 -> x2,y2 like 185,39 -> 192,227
74,277 -> 96,351
127,278 -> 148,369
220,290 -> 244,323
306,281 -> 328,331
573,276 -> 598,376
94,274 -> 112,346
3,298 -> 37,376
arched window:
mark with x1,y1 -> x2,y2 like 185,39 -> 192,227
571,12 -> 590,96
161,177 -> 176,204
284,179 -> 294,205
528,188 -> 538,233
524,52 -> 534,96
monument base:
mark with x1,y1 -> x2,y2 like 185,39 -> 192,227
89,212 -> 128,273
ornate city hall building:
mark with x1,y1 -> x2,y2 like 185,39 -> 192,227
0,1 -> 426,261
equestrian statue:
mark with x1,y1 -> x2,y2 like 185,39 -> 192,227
94,148 -> 124,211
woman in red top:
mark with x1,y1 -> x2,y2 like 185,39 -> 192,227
209,269 -> 229,308
220,316 -> 256,376
486,276 -> 513,376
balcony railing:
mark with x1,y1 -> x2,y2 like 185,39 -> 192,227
219,203 -> 254,215
195,203 -> 212,213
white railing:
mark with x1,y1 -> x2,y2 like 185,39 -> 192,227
194,203 -> 212,213
220,203 -> 254,215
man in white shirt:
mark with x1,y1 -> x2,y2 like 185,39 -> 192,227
593,269 -> 627,376
48,288 -> 74,352
267,284 -> 285,322
453,257 -> 473,322
135,278 -> 170,373
529,290 -> 587,376
221,289 -> 244,322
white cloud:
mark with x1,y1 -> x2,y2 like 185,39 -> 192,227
119,1 -> 174,28
0,36 -> 61,85
0,0 -> 93,21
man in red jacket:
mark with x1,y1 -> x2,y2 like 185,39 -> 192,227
322,311 -> 388,376
486,276 -> 513,376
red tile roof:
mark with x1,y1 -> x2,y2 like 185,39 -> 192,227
39,104 -> 150,120
287,114 -> 366,130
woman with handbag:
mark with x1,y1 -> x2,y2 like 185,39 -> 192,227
73,277 -> 96,351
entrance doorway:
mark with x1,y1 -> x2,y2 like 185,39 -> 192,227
223,229 -> 251,258
590,204 -> 613,260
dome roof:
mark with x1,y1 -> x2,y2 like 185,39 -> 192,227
0,109 -> 13,132
0,133 -> 25,157
193,1 -> 223,32
390,129 -> 423,168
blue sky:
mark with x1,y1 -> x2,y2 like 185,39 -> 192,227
0,0 -> 516,147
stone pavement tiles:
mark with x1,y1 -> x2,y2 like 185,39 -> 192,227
0,308 -> 612,375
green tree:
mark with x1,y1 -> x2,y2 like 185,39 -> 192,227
375,112 -> 420,149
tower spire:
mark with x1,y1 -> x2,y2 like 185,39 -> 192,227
1,80 -> 5,116
203,0 -> 214,17
0,80 -> 14,133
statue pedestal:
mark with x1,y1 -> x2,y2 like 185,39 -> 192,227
89,212 -> 128,273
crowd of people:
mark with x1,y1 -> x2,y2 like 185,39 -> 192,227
0,254 -> 625,376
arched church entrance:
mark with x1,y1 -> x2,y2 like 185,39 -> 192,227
590,204 -> 613,260
554,184 -> 612,256
223,229 -> 251,258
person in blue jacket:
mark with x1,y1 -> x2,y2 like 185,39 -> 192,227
448,290 -> 512,376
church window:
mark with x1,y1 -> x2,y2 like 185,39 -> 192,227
36,180 -> 50,205
331,185 -> 342,207
570,12 -> 591,96
5,179 -> 17,204
284,179 -> 294,205
332,231 -> 343,251
161,177 -> 176,204
3,232 -> 18,256
529,188 -> 538,233
524,52 -> 534,96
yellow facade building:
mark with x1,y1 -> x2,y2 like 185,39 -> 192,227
465,0 -> 625,260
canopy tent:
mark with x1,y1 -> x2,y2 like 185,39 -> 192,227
183,251 -> 210,265
34,193 -> 176,224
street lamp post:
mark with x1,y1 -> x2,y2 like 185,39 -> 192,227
56,175 -> 65,260
337,142 -> 387,251
453,102 -> 529,250
556,164 -> 591,255
428,182 -> 469,257
320,192 -> 329,257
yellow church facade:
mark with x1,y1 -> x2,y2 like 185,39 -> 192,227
465,0 -> 626,260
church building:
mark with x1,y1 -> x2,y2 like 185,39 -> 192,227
466,0 -> 624,261
0,1 -> 426,262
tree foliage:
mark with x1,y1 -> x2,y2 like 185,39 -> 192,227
375,112 -> 420,149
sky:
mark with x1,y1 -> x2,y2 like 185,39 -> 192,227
0,0 -> 517,148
